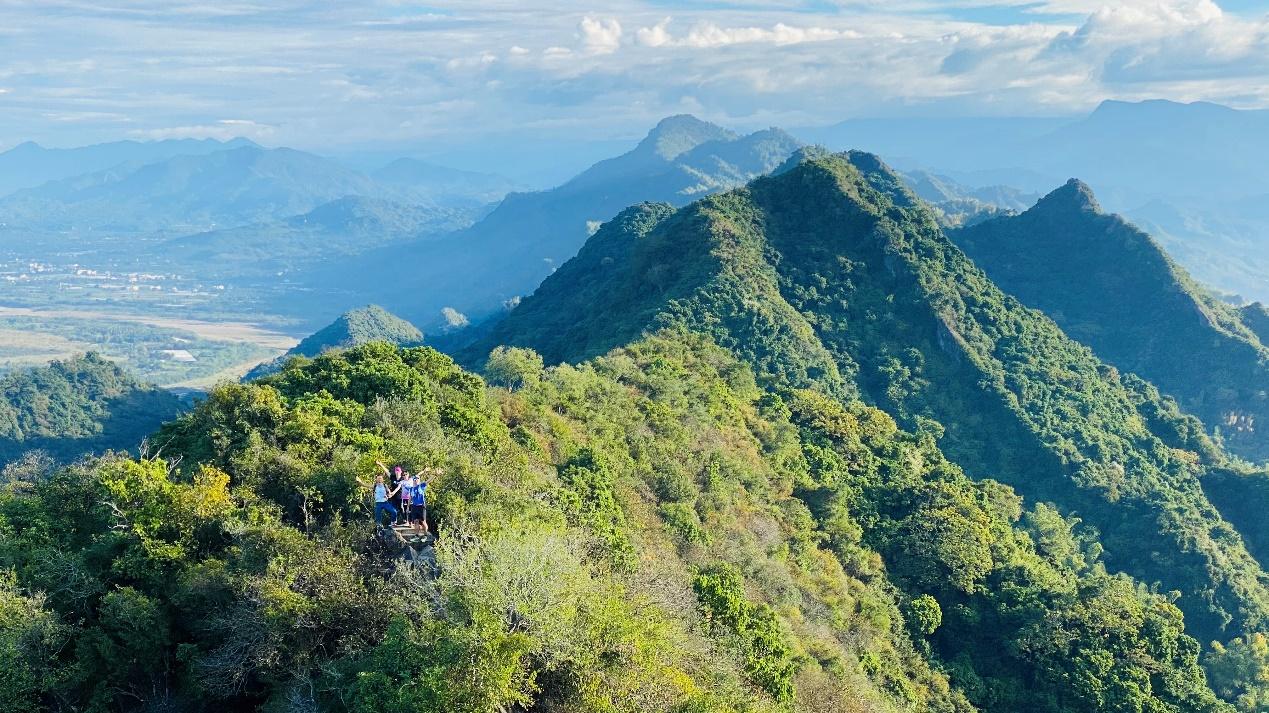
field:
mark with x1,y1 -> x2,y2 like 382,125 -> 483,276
0,306 -> 297,388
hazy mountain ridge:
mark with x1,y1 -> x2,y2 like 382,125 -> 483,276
303,114 -> 805,330
0,137 -> 260,198
164,195 -> 471,278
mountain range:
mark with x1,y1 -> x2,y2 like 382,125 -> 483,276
805,99 -> 1269,301
0,137 -> 260,197
305,115 -> 804,329
8,119 -> 1269,712
465,150 -> 1269,645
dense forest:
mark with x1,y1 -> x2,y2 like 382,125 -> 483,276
0,354 -> 184,464
951,180 -> 1269,462
0,338 -> 1252,712
4,151 -> 1269,712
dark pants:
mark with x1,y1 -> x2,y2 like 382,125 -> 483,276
374,501 -> 398,526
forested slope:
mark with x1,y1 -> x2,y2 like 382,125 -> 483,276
468,152 -> 1269,647
952,181 -> 1269,461
0,354 -> 184,464
0,339 -> 1236,712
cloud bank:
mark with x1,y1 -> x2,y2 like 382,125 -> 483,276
0,0 -> 1265,151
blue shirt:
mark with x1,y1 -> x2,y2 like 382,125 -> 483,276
374,483 -> 388,503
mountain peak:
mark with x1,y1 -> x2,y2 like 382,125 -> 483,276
317,304 -> 424,349
637,115 -> 736,160
244,305 -> 423,380
1033,178 -> 1101,215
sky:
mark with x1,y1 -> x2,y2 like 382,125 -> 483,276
1,0 -> 1268,158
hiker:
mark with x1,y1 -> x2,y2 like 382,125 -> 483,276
398,470 -> 415,525
362,472 -> 399,527
412,466 -> 444,535
376,461 -> 408,525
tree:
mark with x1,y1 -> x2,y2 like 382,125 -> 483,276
484,347 -> 545,391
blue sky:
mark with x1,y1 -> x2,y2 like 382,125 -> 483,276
1,0 -> 1267,154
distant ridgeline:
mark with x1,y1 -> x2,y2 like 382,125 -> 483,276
0,353 -> 183,464
316,115 -> 805,329
467,151 -> 1269,650
244,305 -> 424,380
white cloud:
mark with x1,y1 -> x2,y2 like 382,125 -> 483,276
635,17 -> 673,48
680,21 -> 858,48
133,118 -> 274,140
579,16 -> 622,55
634,18 -> 857,48
1,0 -> 1268,152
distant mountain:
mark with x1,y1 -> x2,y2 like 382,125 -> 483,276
899,169 -> 1038,227
372,158 -> 520,208
0,353 -> 183,464
1125,197 -> 1269,303
1034,100 -> 1269,201
308,115 -> 804,328
952,179 -> 1269,461
244,305 -> 422,380
0,145 -> 383,234
165,196 -> 468,278
0,137 -> 258,198
806,100 -> 1269,301
466,150 -> 1269,644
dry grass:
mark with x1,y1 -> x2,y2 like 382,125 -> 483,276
0,306 -> 298,349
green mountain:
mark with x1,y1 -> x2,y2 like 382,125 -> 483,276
306,116 -> 803,329
244,305 -> 423,380
951,180 -> 1269,461
0,353 -> 184,464
2,337 -> 1241,713
465,152 -> 1269,646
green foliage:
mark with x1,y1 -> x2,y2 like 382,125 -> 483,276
0,353 -> 183,464
1206,634 -> 1269,712
0,570 -> 67,713
693,563 -> 799,703
484,345 -> 545,390
908,595 -> 942,636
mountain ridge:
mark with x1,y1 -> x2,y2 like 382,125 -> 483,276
304,114 -> 805,329
465,149 -> 1269,644
952,179 -> 1269,460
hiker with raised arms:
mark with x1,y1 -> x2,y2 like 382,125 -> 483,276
357,460 -> 403,527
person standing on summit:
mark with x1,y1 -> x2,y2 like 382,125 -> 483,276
358,467 -> 401,528
411,466 -> 444,536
